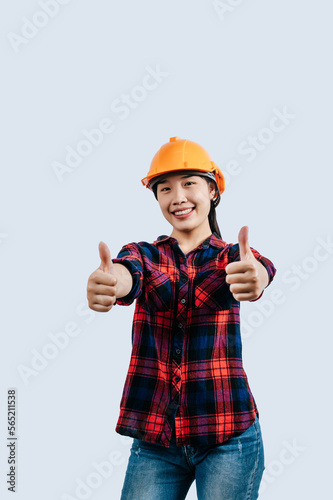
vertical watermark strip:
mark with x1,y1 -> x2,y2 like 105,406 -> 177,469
7,388 -> 17,492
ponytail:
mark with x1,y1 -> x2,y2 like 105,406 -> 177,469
208,201 -> 222,239
204,176 -> 222,239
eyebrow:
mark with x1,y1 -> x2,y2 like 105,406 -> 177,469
157,175 -> 196,185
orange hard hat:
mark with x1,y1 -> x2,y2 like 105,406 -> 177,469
141,136 -> 225,196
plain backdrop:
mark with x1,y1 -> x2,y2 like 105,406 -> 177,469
1,1 -> 332,499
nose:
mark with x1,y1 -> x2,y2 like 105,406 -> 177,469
171,185 -> 188,207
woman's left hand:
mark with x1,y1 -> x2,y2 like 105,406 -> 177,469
225,226 -> 269,301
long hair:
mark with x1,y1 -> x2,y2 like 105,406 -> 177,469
203,177 -> 222,239
152,175 -> 223,239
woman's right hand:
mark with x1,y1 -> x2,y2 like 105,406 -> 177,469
87,242 -> 118,312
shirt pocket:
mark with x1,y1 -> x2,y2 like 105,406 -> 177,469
193,269 -> 233,311
141,270 -> 173,313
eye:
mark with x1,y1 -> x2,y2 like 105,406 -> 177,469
160,181 -> 195,192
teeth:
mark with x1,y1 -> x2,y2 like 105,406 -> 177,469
174,208 -> 193,216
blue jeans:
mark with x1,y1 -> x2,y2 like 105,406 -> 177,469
120,415 -> 265,500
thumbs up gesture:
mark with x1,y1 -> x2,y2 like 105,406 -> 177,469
225,226 -> 269,301
98,241 -> 114,274
87,242 -> 118,312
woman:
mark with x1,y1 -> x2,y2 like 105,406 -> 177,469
87,136 -> 277,499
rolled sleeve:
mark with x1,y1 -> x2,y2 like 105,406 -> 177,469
228,243 -> 277,302
112,242 -> 144,306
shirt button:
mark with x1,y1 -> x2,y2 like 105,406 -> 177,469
175,349 -> 181,354
180,298 -> 186,304
175,376 -> 180,382
178,323 -> 183,329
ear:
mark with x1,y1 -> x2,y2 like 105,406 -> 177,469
209,181 -> 216,199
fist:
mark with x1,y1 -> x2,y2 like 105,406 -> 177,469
87,242 -> 118,312
225,226 -> 264,301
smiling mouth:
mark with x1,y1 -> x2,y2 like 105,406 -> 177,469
172,207 -> 195,217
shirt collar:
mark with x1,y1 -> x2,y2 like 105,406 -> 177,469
154,231 -> 227,250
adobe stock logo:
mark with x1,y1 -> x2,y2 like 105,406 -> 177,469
259,439 -> 307,495
51,64 -> 169,182
237,107 -> 296,162
17,301 -> 95,386
241,234 -> 333,340
61,449 -> 125,500
221,105 -> 296,189
7,0 -> 72,54
213,0 -> 247,21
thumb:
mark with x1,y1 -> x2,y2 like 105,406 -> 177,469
98,241 -> 114,274
238,226 -> 252,261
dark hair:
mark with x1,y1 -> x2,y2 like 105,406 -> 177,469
203,177 -> 222,239
152,175 -> 222,239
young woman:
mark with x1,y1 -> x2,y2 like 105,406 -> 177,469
87,137 -> 277,500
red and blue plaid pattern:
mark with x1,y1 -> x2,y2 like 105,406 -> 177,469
112,232 -> 276,448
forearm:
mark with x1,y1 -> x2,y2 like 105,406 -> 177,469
113,263 -> 133,298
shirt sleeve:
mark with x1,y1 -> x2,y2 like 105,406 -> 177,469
111,242 -> 144,306
228,243 -> 277,302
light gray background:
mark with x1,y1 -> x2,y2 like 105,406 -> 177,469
1,1 -> 332,499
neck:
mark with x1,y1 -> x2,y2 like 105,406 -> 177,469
170,222 -> 212,251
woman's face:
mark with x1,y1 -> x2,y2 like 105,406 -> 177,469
156,173 -> 216,235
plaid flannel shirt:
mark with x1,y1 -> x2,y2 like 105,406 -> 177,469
112,231 -> 276,448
